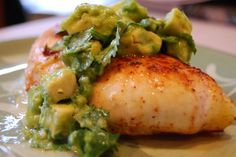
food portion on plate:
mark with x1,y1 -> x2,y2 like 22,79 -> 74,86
23,0 -> 235,156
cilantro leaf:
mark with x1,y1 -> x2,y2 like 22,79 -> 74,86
89,28 -> 111,46
62,29 -> 93,55
95,26 -> 121,66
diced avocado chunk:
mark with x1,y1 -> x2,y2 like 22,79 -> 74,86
112,0 -> 148,22
139,18 -> 165,33
73,105 -> 108,130
118,25 -> 162,56
27,86 -> 43,114
61,4 -> 119,35
75,94 -> 88,106
39,104 -> 75,139
90,40 -> 102,56
164,8 -> 192,35
68,129 -> 119,157
166,39 -> 192,63
42,68 -> 77,103
24,86 -> 43,129
25,111 -> 40,129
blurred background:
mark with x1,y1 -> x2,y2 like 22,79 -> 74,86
0,0 -> 236,28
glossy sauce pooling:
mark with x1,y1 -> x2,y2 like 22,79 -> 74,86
0,90 -> 27,144
0,112 -> 24,144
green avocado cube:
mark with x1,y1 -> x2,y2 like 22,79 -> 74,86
61,4 -> 119,35
164,8 -> 192,35
39,104 -> 75,139
43,68 -> 77,103
118,25 -> 162,56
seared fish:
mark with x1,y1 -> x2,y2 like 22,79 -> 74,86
91,55 -> 235,135
25,27 -> 235,135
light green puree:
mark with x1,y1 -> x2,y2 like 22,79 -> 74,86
24,0 -> 196,157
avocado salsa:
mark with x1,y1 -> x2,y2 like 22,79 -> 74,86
24,0 -> 196,156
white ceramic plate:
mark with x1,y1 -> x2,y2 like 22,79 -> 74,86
0,38 -> 236,157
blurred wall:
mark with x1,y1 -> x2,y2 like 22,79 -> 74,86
0,0 -> 26,28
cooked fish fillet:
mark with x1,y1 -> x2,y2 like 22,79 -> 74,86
25,27 -> 235,135
25,26 -> 65,91
91,55 -> 235,135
